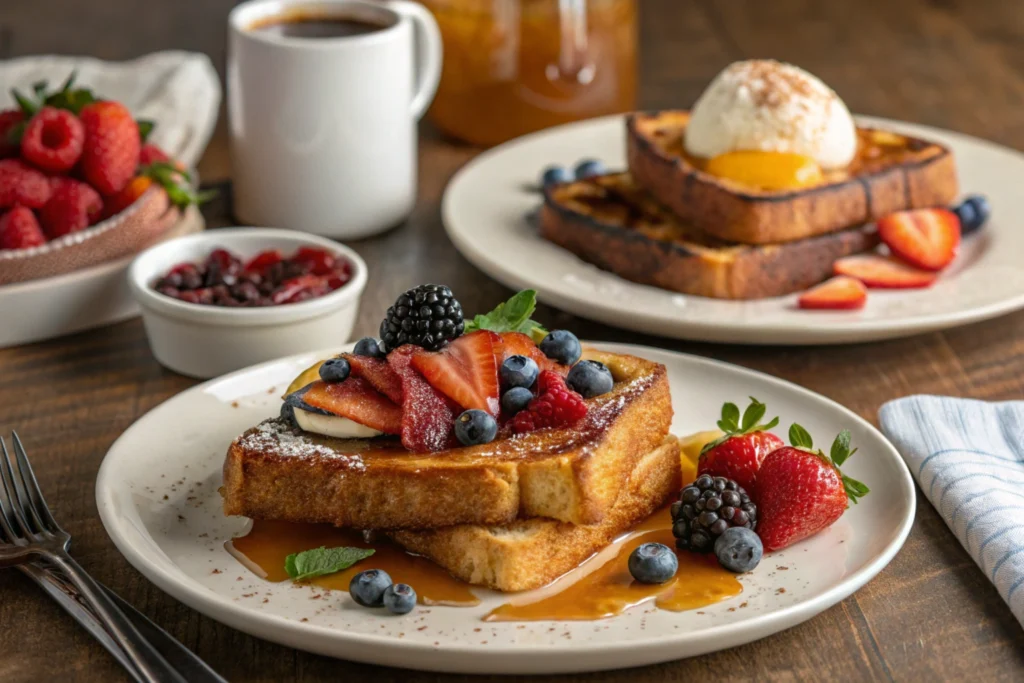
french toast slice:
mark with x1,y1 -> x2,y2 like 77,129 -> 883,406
627,110 -> 958,244
222,350 -> 672,530
540,172 -> 879,300
390,435 -> 681,592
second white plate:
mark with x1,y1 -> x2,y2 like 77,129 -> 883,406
96,343 -> 914,674
443,115 -> 1024,344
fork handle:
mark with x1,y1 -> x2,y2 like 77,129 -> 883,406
49,552 -> 188,683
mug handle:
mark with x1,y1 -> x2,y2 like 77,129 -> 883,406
383,0 -> 443,120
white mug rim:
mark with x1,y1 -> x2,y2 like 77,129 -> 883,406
229,0 -> 405,50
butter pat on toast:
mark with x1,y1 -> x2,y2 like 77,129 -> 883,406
391,435 -> 681,592
222,350 -> 672,530
627,110 -> 958,244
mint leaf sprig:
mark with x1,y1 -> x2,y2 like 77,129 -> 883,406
787,425 -> 869,504
464,289 -> 548,343
284,546 -> 375,582
700,396 -> 780,455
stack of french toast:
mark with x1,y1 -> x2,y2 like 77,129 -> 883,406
540,60 -> 961,301
222,287 -> 679,592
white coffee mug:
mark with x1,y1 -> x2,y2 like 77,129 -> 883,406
228,0 -> 441,239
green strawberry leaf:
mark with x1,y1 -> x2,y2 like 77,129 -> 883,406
464,289 -> 548,339
140,162 -> 216,208
788,423 -> 814,450
31,80 -> 49,101
701,397 -> 780,455
137,119 -> 155,142
842,475 -> 870,504
830,429 -> 857,466
284,546 -> 375,582
11,88 -> 39,116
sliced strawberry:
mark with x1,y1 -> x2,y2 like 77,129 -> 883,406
411,330 -> 501,416
388,345 -> 458,452
495,331 -> 568,376
877,208 -> 960,271
300,377 -> 402,434
833,254 -> 937,289
798,276 -> 867,310
342,353 -> 403,404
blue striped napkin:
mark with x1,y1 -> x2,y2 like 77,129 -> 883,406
879,396 -> 1024,628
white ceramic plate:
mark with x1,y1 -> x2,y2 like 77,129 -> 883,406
443,115 -> 1024,344
0,206 -> 204,349
96,343 -> 914,674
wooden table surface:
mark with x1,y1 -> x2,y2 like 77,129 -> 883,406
2,0 -> 1024,680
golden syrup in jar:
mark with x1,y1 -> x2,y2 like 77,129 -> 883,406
420,0 -> 637,146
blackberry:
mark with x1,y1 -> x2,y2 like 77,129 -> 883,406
379,284 -> 464,352
671,474 -> 757,553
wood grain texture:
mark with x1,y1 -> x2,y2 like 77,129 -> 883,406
2,0 -> 1024,680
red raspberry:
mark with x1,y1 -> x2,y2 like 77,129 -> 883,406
0,159 -> 51,209
20,107 -> 85,173
511,371 -> 587,434
78,101 -> 140,195
39,179 -> 103,239
0,109 -> 24,158
293,246 -> 336,275
0,206 -> 46,250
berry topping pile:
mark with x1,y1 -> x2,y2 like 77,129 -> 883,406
674,399 -> 870,576
281,288 -> 610,452
0,73 -> 210,252
153,246 -> 352,307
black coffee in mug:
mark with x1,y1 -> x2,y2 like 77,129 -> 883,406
247,11 -> 385,38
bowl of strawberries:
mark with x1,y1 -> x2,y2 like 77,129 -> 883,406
0,73 -> 209,286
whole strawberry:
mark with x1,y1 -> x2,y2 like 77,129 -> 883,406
0,159 -> 51,209
78,100 -> 140,195
697,397 -> 783,493
0,206 -> 46,250
0,109 -> 24,158
39,178 -> 102,239
755,425 -> 869,552
20,106 -> 84,173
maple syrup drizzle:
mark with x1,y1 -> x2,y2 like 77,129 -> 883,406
227,520 -> 480,606
227,506 -> 742,621
484,507 -> 742,621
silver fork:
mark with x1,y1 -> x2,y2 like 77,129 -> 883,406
0,433 -> 187,683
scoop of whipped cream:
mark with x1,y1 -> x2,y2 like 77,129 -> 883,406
684,60 -> 857,170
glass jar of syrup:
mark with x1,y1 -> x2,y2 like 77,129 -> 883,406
419,0 -> 638,146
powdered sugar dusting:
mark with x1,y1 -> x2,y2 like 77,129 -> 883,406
237,420 -> 366,470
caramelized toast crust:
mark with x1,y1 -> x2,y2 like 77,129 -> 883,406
540,172 -> 879,300
222,350 -> 672,530
627,111 -> 958,244
391,436 -> 681,592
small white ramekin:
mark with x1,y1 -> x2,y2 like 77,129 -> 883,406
128,227 -> 367,379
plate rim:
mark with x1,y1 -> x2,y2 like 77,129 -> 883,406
442,113 -> 1024,345
95,343 -> 916,670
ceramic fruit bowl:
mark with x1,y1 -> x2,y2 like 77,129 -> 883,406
0,184 -> 183,286
128,227 -> 368,379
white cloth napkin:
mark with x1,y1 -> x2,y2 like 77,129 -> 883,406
879,395 -> 1024,628
0,51 -> 220,170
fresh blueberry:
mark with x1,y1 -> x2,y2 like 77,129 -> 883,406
566,360 -> 614,398
454,409 -> 498,446
501,387 -> 534,416
349,569 -> 392,607
279,402 -> 296,426
353,337 -> 385,359
541,165 -> 573,188
574,159 -> 606,179
319,357 -> 350,383
953,194 -> 991,236
628,543 -> 679,584
539,330 -> 582,366
713,527 -> 763,573
382,583 -> 417,615
501,355 -> 539,389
